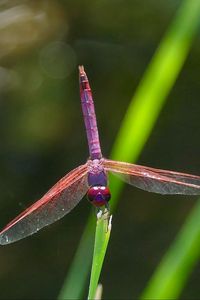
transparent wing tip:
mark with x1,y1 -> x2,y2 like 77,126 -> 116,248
0,233 -> 10,245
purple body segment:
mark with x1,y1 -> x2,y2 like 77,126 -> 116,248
87,158 -> 108,186
79,66 -> 102,160
88,171 -> 107,186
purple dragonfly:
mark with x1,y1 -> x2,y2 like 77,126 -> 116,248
0,65 -> 200,245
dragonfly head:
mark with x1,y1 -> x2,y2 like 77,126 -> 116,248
87,186 -> 111,207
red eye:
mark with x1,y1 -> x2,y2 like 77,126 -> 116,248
87,186 -> 111,207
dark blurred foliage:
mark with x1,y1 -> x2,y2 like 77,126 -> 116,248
0,0 -> 200,299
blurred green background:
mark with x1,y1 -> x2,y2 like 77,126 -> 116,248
0,0 -> 200,299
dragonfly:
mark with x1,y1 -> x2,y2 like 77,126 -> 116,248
1,66 -> 200,245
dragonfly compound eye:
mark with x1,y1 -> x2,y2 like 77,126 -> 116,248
87,186 -> 111,207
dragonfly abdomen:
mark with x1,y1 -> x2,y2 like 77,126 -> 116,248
79,66 -> 102,160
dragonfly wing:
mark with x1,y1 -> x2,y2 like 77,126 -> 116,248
0,164 -> 89,245
104,159 -> 200,195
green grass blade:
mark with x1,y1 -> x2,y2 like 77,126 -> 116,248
110,0 -> 200,209
112,0 -> 200,164
58,0 -> 200,298
88,212 -> 112,300
141,200 -> 200,299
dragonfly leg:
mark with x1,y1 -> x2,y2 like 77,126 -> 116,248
102,206 -> 110,224
96,209 -> 103,219
95,206 -> 112,231
105,202 -> 110,212
95,205 -> 110,219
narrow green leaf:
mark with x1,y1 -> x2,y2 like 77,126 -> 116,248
88,211 -> 112,300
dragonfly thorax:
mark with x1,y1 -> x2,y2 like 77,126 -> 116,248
87,186 -> 111,207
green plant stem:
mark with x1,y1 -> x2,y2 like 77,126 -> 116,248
88,211 -> 112,299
